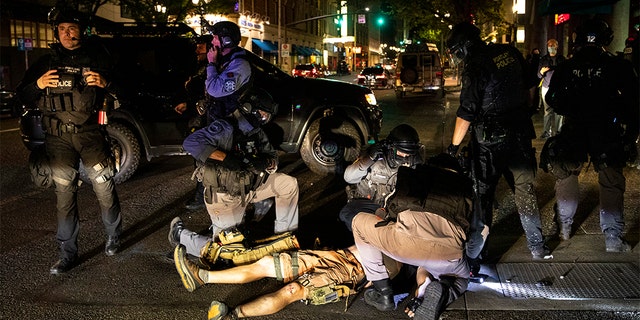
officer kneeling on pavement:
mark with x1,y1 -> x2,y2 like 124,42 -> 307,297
17,7 -> 124,274
352,154 -> 472,320
339,124 -> 424,232
169,87 -> 299,262
542,18 -> 639,252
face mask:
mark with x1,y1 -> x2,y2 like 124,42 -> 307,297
547,47 -> 557,55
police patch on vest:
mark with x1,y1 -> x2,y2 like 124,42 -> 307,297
223,79 -> 236,92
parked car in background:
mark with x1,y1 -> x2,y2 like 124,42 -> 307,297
0,87 -> 21,118
357,66 -> 392,89
20,22 -> 382,183
394,43 -> 445,98
292,64 -> 323,78
337,60 -> 351,75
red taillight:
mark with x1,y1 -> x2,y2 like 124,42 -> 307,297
376,74 -> 386,79
436,71 -> 443,77
357,74 -> 365,79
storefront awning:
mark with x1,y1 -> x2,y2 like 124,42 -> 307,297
538,0 -> 620,15
252,39 -> 278,53
293,45 -> 312,56
311,48 -> 322,56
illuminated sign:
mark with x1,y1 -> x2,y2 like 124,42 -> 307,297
555,14 -> 570,25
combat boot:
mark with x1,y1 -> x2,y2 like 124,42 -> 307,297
605,233 -> 631,252
364,278 -> 394,311
50,253 -> 78,275
105,235 -> 120,256
185,181 -> 205,210
414,280 -> 447,320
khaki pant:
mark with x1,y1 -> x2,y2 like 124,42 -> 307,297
181,172 -> 299,257
273,249 -> 364,287
352,211 -> 468,282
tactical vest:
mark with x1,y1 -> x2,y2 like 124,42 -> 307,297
349,159 -> 397,206
387,164 -> 473,233
39,44 -> 109,133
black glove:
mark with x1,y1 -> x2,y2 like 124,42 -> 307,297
447,143 -> 460,157
221,153 -> 246,171
367,142 -> 385,160
248,154 -> 272,172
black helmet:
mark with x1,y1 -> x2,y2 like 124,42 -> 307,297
238,87 -> 278,127
446,22 -> 481,62
48,7 -> 88,40
575,18 -> 613,47
207,21 -> 241,48
386,124 -> 422,168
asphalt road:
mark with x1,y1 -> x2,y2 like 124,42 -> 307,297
1,76 -> 638,319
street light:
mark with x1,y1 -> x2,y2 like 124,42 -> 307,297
352,7 -> 369,72
371,16 -> 384,66
192,0 -> 211,34
377,17 -> 384,64
154,3 -> 166,22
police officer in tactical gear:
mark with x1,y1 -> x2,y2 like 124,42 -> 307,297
353,154 -> 471,319
16,7 -> 124,274
339,124 -> 424,231
544,18 -> 639,251
445,22 -> 550,276
204,21 -> 252,121
171,87 -> 299,258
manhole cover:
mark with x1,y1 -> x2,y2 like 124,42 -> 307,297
497,262 -> 640,300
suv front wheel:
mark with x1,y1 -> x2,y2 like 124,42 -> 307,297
300,118 -> 362,176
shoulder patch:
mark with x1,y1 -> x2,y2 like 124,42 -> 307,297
223,79 -> 236,92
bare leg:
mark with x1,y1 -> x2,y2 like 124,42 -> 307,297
234,282 -> 307,317
203,255 -> 277,284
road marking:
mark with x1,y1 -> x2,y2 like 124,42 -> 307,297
0,128 -> 20,133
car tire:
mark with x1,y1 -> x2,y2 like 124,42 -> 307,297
300,118 -> 361,176
79,122 -> 141,185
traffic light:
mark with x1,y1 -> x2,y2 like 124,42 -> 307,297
377,17 -> 385,26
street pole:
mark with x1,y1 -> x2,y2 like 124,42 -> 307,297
353,15 -> 357,73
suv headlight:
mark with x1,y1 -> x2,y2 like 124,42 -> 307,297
365,93 -> 377,106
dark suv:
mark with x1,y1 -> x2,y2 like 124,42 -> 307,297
20,22 -> 382,183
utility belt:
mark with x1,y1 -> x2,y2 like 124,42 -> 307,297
43,116 -> 99,136
199,163 -> 264,206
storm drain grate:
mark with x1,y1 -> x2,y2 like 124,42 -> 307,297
497,262 -> 640,300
